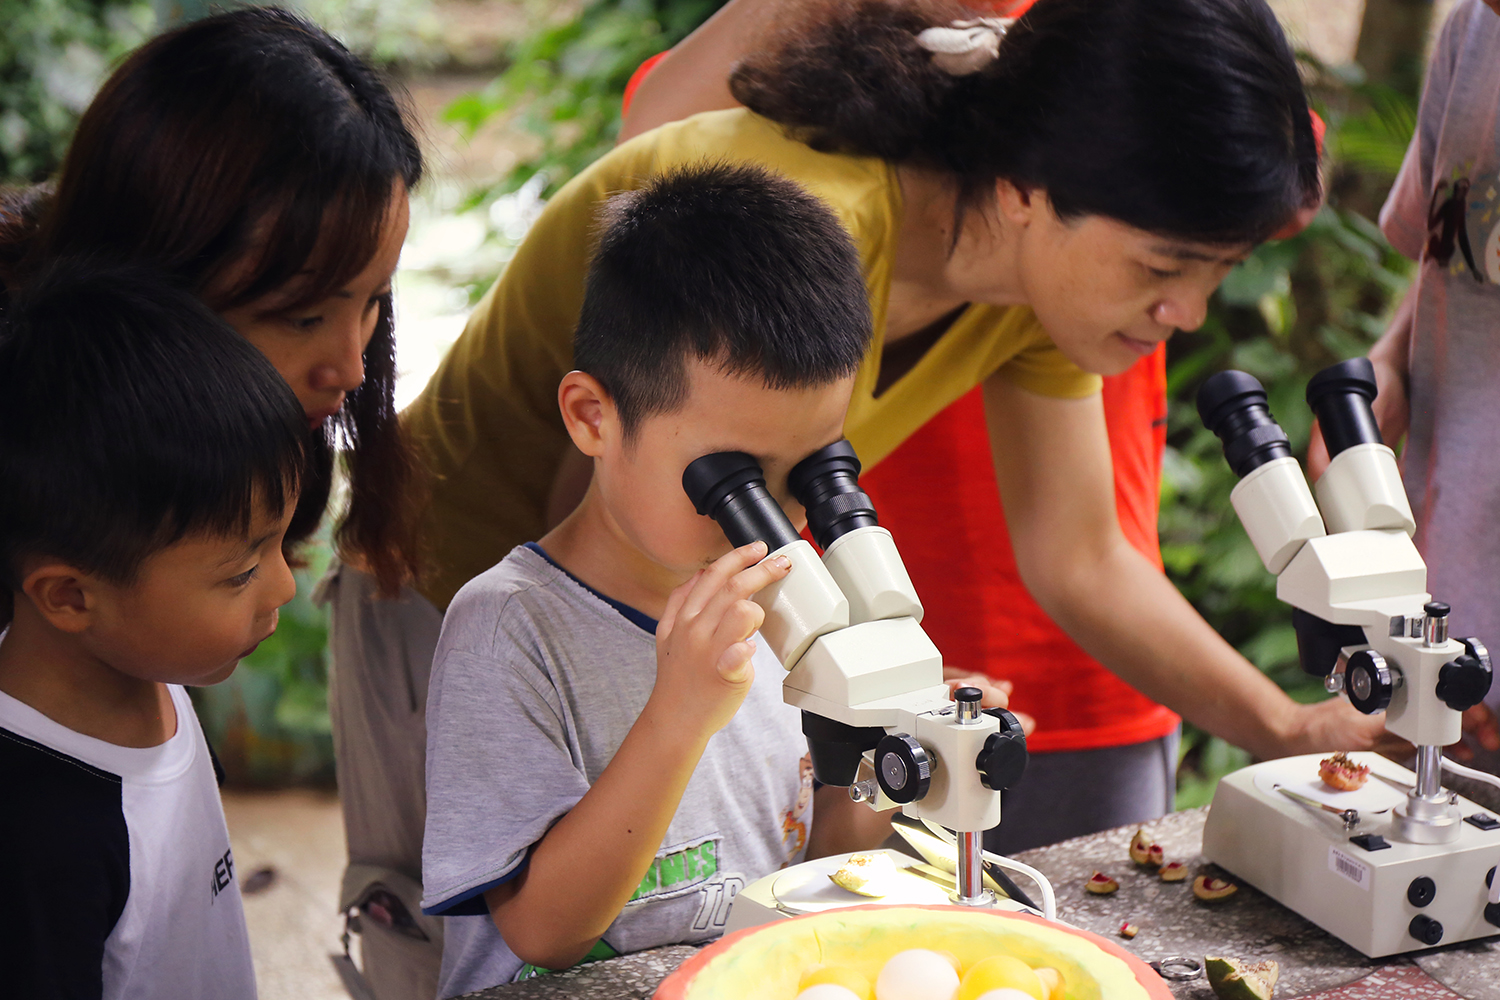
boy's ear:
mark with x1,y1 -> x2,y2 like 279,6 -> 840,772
557,371 -> 620,458
21,562 -> 99,634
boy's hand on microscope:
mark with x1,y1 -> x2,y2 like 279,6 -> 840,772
651,541 -> 792,735
942,668 -> 1035,736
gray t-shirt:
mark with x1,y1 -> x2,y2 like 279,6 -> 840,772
1380,0 -> 1500,711
421,545 -> 813,998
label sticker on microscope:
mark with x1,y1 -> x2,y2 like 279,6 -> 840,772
1329,846 -> 1372,890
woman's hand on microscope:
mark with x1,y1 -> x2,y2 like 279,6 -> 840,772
1287,696 -> 1407,758
1449,703 -> 1500,762
943,667 -> 1036,736
651,540 -> 792,737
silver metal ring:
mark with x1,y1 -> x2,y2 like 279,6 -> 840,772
1152,957 -> 1203,981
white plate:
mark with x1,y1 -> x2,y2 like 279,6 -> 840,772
771,854 -> 950,915
1252,754 -> 1406,813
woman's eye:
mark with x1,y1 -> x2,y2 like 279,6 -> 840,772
1148,267 -> 1182,280
286,315 -> 324,331
227,566 -> 259,588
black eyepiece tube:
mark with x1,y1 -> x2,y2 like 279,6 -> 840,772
787,439 -> 879,550
1306,358 -> 1381,460
683,452 -> 802,551
1196,370 -> 1292,478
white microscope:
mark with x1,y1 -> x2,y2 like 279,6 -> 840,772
683,442 -> 1043,929
1197,359 -> 1500,956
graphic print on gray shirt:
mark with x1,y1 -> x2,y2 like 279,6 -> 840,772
1380,0 -> 1500,711
421,545 -> 811,998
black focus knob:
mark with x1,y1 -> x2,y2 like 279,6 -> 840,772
975,709 -> 1029,792
1409,914 -> 1443,946
1407,876 -> 1436,907
1345,649 -> 1395,714
1486,902 -> 1500,929
1436,655 -> 1492,711
874,733 -> 931,804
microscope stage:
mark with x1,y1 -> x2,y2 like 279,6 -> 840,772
1203,753 -> 1500,957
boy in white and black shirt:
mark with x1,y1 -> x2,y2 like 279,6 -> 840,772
0,261 -> 309,999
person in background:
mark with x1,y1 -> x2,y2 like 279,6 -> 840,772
0,260 -> 306,1000
0,9 -> 433,996
1309,0 -> 1500,768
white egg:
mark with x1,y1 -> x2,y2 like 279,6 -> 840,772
795,986 -> 864,1000
875,949 -> 960,1000
974,991 -> 1040,1000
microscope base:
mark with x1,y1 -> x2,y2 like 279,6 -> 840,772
723,849 -> 1033,935
1203,754 -> 1500,957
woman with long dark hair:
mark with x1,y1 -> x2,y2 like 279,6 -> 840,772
0,8 -> 432,997
398,0 -> 1392,928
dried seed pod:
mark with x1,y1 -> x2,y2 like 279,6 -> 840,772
1085,871 -> 1119,895
1193,875 -> 1239,901
1128,828 -> 1152,865
1159,861 -> 1189,882
1146,843 -> 1165,867
1119,921 -> 1139,939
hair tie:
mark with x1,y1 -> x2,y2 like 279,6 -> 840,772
915,18 -> 1014,76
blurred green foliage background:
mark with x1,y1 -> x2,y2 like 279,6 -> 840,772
3,0 -> 1425,799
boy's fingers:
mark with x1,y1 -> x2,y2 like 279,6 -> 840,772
658,570 -> 701,639
716,640 -> 757,684
700,553 -> 791,623
712,599 -> 766,650
680,541 -> 768,621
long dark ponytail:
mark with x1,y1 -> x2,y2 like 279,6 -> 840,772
731,0 -> 1319,245
0,7 -> 424,595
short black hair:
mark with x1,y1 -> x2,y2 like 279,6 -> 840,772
0,259 -> 307,598
573,162 -> 872,435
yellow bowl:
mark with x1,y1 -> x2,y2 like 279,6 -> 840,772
654,905 -> 1172,1000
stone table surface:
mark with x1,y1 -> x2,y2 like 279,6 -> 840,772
466,790 -> 1500,1000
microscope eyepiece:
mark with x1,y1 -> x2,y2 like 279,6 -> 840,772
1197,370 -> 1293,478
787,439 -> 879,550
1306,358 -> 1381,459
682,452 -> 802,551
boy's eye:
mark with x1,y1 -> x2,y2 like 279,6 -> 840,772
226,565 -> 259,588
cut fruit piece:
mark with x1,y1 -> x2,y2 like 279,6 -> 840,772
1032,967 -> 1064,1000
1118,922 -> 1138,939
1193,876 -> 1238,901
1159,862 -> 1188,882
1128,828 -> 1152,865
829,853 -> 900,898
801,964 -> 873,1000
1085,872 -> 1119,895
1319,751 -> 1371,791
1205,957 -> 1279,1000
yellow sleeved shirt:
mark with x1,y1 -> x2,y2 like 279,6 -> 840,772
404,108 -> 1101,609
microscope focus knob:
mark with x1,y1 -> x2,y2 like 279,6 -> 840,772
976,709 -> 1029,792
1408,914 -> 1444,946
1345,650 -> 1394,714
1436,654 -> 1492,711
875,733 -> 931,804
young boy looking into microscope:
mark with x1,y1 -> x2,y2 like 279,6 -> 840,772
0,261 -> 307,998
420,164 -> 892,996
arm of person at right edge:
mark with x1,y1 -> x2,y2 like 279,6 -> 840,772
483,542 -> 790,970
1305,296 -> 1500,759
984,374 -> 1396,761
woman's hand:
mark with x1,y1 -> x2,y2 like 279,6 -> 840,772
1450,703 -> 1500,762
942,666 -> 1035,735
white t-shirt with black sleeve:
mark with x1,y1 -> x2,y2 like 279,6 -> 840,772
0,682 -> 257,1000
